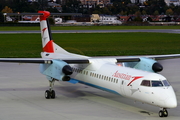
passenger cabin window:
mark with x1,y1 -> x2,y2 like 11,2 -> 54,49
151,81 -> 163,87
141,80 -> 150,87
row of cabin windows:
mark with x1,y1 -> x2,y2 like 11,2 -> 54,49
72,67 -> 88,75
72,67 -> 118,83
90,72 -> 118,83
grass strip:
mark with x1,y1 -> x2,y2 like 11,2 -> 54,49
0,32 -> 180,58
1,26 -> 180,31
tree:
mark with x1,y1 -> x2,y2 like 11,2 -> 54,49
101,7 -> 112,15
174,6 -> 180,15
62,0 -> 81,13
142,10 -> 147,15
48,17 -> 55,25
166,8 -> 173,15
134,11 -> 142,21
0,12 -> 4,22
153,10 -> 159,16
120,11 -> 123,15
1,6 -> 13,13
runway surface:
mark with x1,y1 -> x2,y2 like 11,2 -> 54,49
0,59 -> 180,120
0,29 -> 180,34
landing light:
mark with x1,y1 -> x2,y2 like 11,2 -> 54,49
117,63 -> 122,66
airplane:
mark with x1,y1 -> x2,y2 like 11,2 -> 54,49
0,11 -> 179,118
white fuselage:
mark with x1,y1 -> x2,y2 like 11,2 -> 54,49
69,59 -> 177,109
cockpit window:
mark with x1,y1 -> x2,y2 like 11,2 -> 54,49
162,80 -> 170,86
141,80 -> 170,87
151,81 -> 163,87
141,80 -> 150,87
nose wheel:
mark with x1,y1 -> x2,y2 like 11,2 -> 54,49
159,108 -> 168,117
45,90 -> 55,99
45,79 -> 56,99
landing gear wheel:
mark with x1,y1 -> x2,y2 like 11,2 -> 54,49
51,90 -> 56,99
45,90 -> 51,99
159,110 -> 164,117
159,108 -> 168,117
163,109 -> 168,117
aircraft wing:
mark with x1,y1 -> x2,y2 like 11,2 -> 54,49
0,54 -> 180,64
0,58 -> 89,64
90,54 -> 180,62
0,58 -> 52,64
140,54 -> 180,60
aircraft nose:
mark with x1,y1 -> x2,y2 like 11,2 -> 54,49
165,97 -> 177,108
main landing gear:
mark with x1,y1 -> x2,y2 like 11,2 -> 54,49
45,79 -> 56,99
159,108 -> 168,117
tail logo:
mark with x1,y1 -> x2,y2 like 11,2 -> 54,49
127,76 -> 143,86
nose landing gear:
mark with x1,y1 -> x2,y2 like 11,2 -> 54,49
159,108 -> 168,117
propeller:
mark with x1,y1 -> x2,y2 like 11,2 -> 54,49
62,65 -> 73,75
62,65 -> 73,81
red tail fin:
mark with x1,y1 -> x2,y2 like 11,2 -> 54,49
38,11 -> 54,53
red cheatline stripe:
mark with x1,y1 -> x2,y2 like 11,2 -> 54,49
127,76 -> 143,86
43,40 -> 54,53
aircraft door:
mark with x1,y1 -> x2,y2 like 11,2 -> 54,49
121,80 -> 133,97
120,80 -> 126,96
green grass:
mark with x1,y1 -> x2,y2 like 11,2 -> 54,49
0,32 -> 180,58
1,25 -> 180,31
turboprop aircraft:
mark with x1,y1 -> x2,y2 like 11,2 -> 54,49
0,11 -> 179,117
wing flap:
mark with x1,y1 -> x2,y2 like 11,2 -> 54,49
0,58 -> 52,64
63,59 -> 89,64
116,58 -> 140,62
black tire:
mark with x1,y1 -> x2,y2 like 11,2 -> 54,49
163,109 -> 168,117
45,90 -> 51,99
51,90 -> 56,99
159,110 -> 164,117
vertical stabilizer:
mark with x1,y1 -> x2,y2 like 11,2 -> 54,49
38,11 -> 87,59
38,11 -> 54,53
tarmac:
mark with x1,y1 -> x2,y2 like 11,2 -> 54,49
0,59 -> 180,120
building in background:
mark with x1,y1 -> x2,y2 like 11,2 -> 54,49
48,2 -> 62,12
28,0 -> 38,2
28,0 -> 57,2
131,0 -> 180,5
79,0 -> 111,8
165,0 -> 180,6
131,0 -> 146,3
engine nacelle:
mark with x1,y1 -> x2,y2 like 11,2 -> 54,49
40,60 -> 72,81
123,57 -> 163,73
